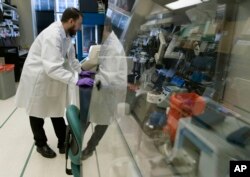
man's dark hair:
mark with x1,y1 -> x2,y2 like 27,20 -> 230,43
61,7 -> 82,23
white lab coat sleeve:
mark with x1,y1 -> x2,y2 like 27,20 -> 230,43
41,36 -> 78,85
69,45 -> 82,73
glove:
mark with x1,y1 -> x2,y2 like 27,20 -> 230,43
79,71 -> 96,78
76,78 -> 94,87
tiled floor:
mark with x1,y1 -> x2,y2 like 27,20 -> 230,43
0,96 -> 73,177
0,95 -> 140,177
0,96 -> 17,127
0,106 -> 33,177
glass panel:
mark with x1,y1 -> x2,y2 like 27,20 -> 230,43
79,26 -> 131,176
78,25 -> 104,59
78,1 -> 250,177
109,0 -> 136,12
109,8 -> 130,39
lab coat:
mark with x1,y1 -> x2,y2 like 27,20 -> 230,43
88,31 -> 127,125
15,21 -> 81,118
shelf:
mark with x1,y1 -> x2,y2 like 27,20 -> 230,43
1,2 -> 17,11
0,20 -> 19,27
140,17 -> 173,31
0,35 -> 20,38
12,19 -> 19,23
3,18 -> 19,23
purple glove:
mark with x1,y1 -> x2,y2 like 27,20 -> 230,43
76,78 -> 94,87
79,71 -> 96,78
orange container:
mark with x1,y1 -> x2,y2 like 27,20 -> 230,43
0,64 -> 15,72
166,93 -> 205,142
0,64 -> 16,100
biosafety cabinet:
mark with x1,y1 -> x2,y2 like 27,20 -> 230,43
54,0 -> 132,61
79,0 -> 250,177
76,0 -> 134,61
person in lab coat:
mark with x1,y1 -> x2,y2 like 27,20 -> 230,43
15,8 -> 94,158
81,18 -> 127,160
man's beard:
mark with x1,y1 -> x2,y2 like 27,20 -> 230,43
68,27 -> 77,37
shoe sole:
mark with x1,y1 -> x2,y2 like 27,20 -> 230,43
37,148 -> 56,158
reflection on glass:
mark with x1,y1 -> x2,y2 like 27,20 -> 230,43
109,0 -> 136,12
80,18 -> 129,176
77,0 -> 250,177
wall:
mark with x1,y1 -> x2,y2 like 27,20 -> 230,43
12,0 -> 34,48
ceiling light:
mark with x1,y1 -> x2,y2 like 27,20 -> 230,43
165,0 -> 203,10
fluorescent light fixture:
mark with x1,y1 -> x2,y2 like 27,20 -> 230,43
166,0 -> 202,10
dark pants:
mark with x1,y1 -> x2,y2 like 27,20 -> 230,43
83,122 -> 108,151
80,87 -> 108,151
29,116 -> 66,148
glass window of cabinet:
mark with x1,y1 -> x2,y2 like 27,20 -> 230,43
79,0 -> 250,177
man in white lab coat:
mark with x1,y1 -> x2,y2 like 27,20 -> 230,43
81,18 -> 127,160
16,8 -> 93,158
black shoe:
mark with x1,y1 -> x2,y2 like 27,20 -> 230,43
81,148 -> 94,160
59,145 -> 65,154
37,145 -> 56,158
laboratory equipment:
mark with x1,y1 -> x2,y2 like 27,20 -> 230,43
157,85 -> 187,109
165,93 -> 206,142
0,64 -> 15,99
192,100 -> 226,129
170,76 -> 185,87
154,32 -> 167,64
128,51 -> 151,84
227,127 -> 250,148
169,117 -> 250,177
147,91 -> 166,104
146,111 -> 166,128
164,35 -> 180,58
